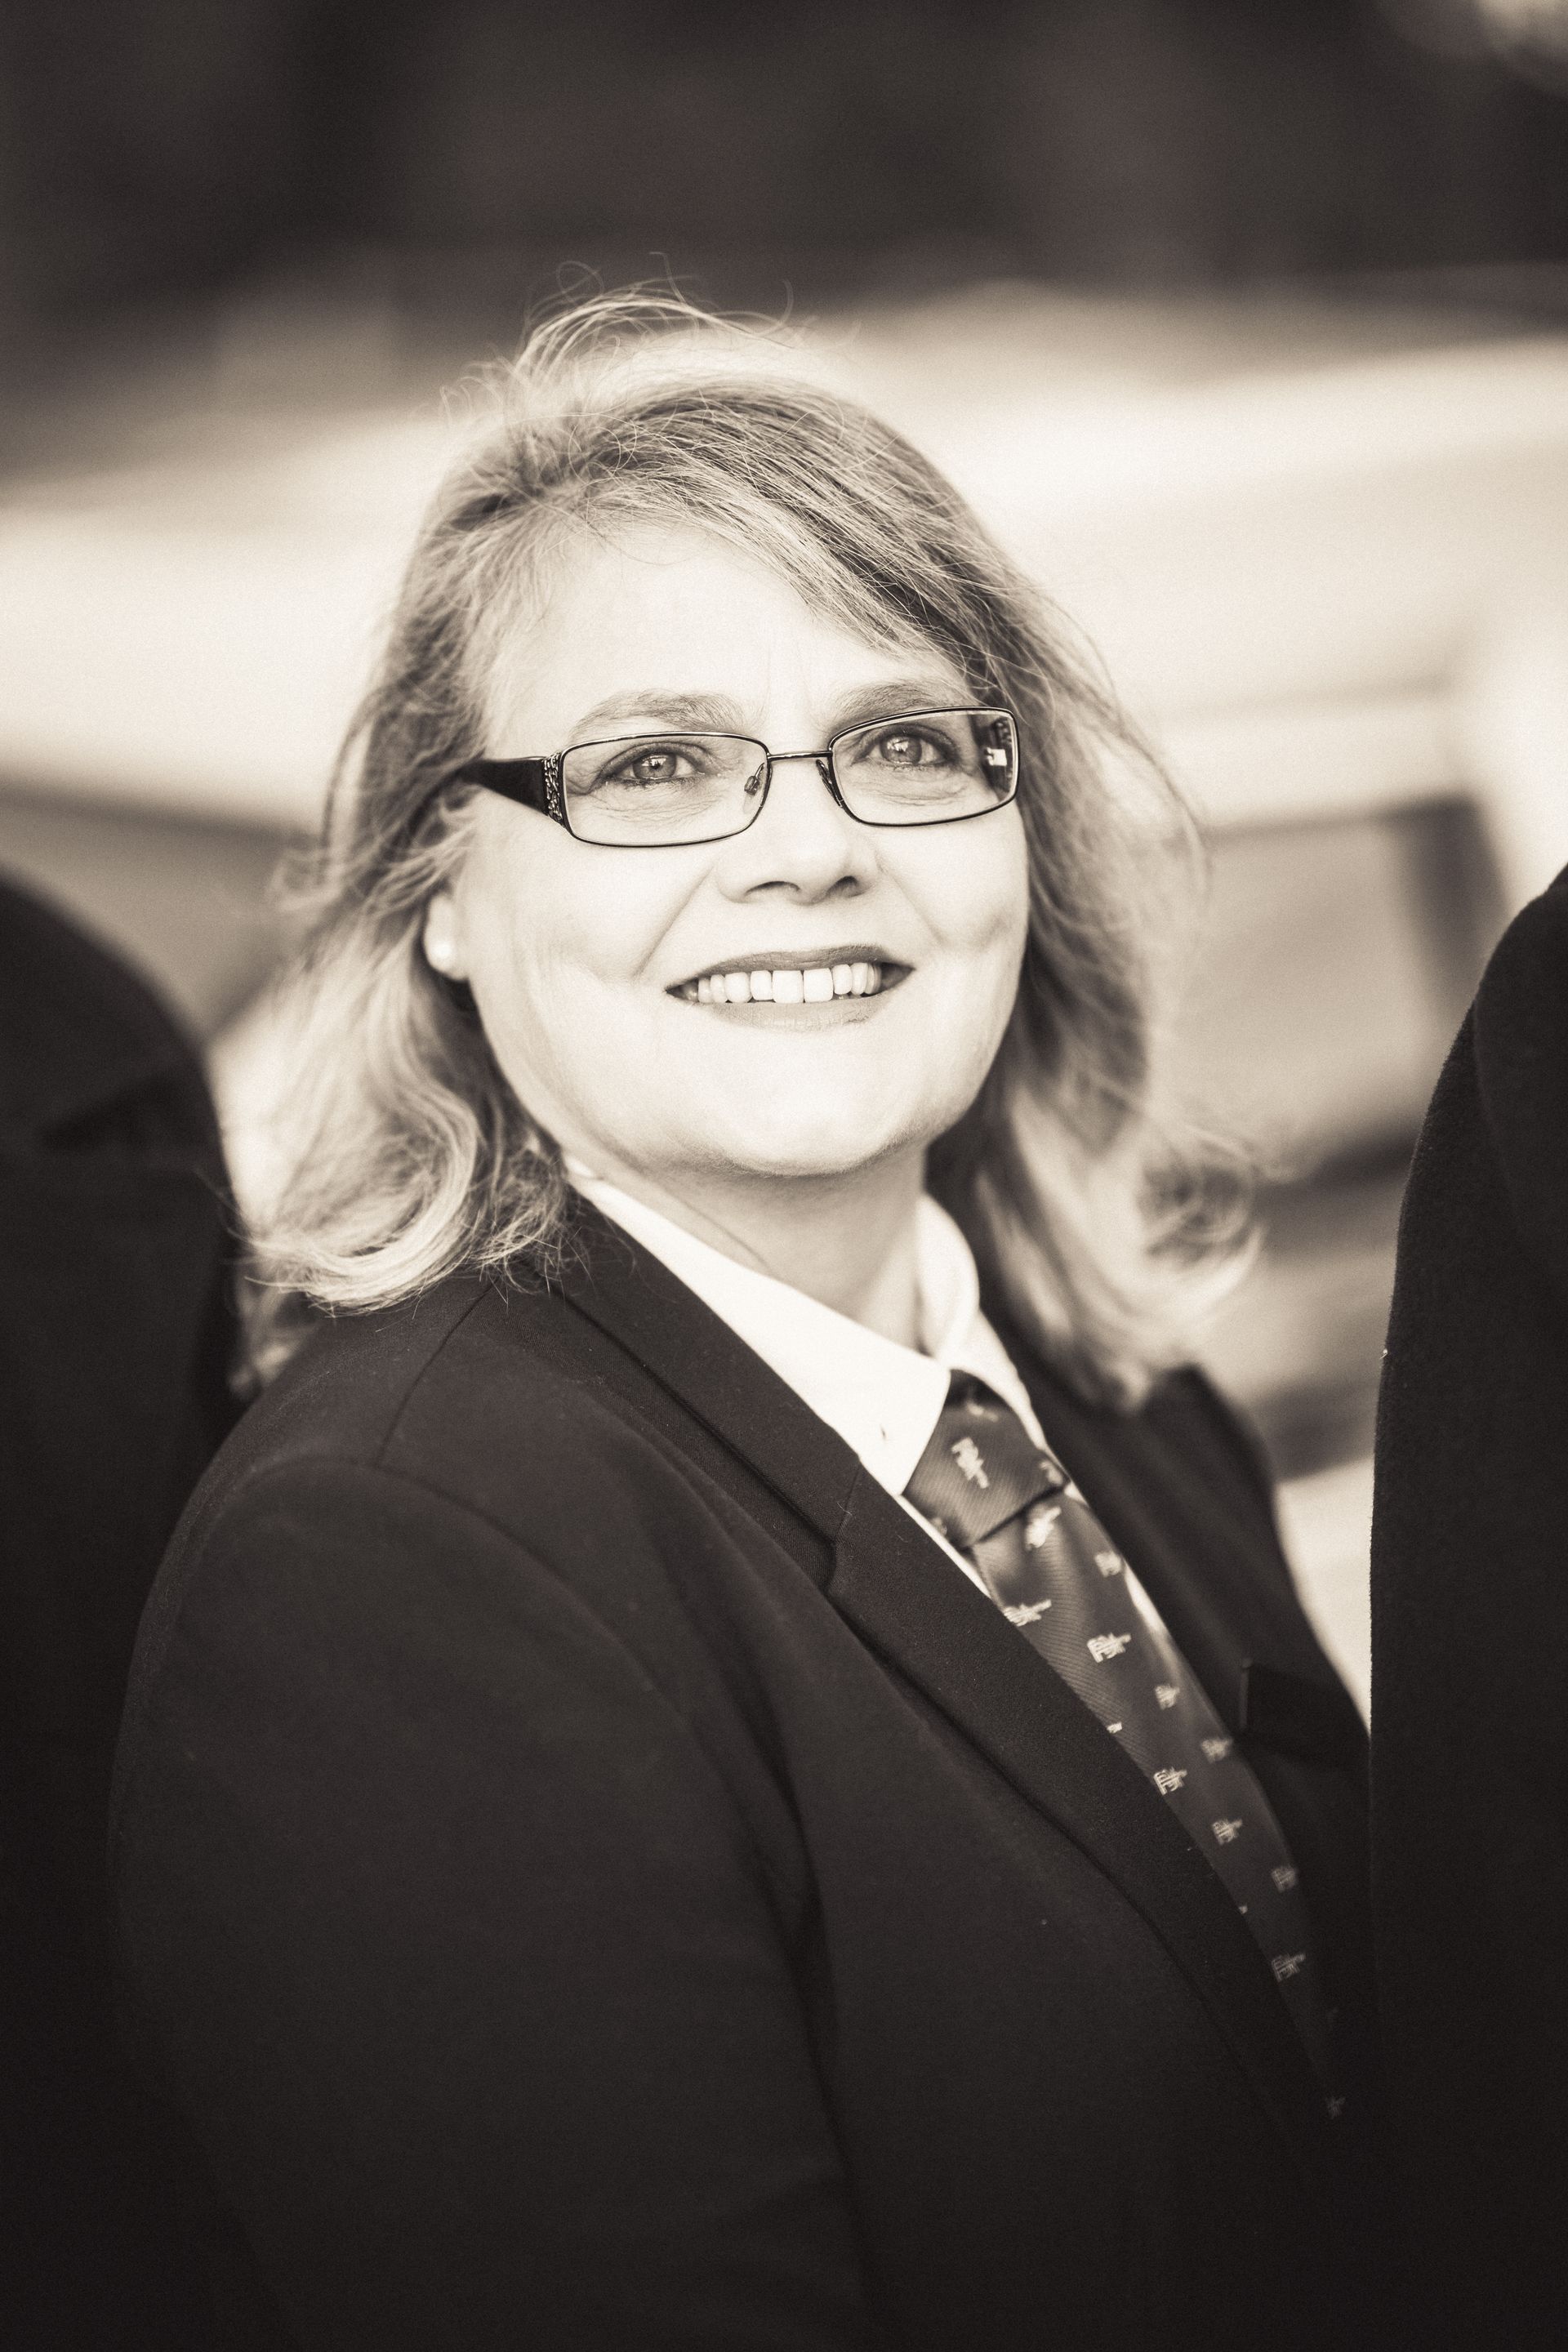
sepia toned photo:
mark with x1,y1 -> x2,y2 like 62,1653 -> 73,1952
3,5 -> 1566,2346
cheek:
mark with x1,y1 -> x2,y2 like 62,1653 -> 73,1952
454,835 -> 691,1091
461,835 -> 652,999
453,847 -> 581,1087
907,817 -> 1030,982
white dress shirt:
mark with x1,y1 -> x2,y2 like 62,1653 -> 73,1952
568,1170 -> 1051,1594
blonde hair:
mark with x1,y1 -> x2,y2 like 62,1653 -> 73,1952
247,291 -> 1241,1403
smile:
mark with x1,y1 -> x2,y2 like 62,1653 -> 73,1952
672,952 -> 909,1007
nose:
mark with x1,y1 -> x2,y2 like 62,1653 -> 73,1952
711,751 -> 877,905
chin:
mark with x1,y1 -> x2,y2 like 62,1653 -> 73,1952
694,1099 -> 940,1185
657,1051 -> 988,1186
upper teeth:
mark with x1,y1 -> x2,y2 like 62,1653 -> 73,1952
688,961 -> 884,1005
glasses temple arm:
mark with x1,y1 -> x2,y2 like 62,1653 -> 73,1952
448,756 -> 562,822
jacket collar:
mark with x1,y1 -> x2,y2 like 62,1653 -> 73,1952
553,1199 -> 1334,2182
553,1197 -> 858,1547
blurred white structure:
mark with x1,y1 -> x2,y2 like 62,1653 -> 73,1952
1275,1457 -> 1375,1719
4,302 -> 1566,910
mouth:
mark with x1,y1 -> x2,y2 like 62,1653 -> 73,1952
671,947 -> 911,1009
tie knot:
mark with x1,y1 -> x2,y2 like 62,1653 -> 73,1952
905,1374 -> 1067,1549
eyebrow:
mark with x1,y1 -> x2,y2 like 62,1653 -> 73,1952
568,676 -> 971,745
571,690 -> 742,737
822,678 -> 973,734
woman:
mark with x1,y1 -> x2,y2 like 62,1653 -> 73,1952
111,296 -> 1375,2351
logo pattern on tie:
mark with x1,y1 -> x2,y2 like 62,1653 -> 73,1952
905,1373 -> 1339,2105
951,1437 -> 990,1487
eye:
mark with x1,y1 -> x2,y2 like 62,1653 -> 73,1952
605,742 -> 701,789
867,725 -> 954,769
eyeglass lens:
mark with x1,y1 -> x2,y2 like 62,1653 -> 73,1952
558,710 -> 1017,845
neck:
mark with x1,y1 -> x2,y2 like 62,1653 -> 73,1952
580,1151 -> 928,1349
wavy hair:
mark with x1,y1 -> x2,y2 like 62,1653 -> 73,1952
245,290 -> 1242,1401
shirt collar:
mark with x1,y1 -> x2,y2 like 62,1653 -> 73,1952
567,1167 -> 1045,1496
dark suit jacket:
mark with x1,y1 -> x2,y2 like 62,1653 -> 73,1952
112,1202 -> 1374,2352
1372,862 -> 1568,2350
0,875 -> 240,2348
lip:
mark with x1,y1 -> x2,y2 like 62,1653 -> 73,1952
667,944 -> 906,993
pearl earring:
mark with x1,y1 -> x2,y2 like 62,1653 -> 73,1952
425,933 -> 456,973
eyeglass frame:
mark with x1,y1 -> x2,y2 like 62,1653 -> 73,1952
443,705 -> 1021,848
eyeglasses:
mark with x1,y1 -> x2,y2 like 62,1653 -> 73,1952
448,706 -> 1019,848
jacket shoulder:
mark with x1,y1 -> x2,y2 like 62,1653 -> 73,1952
1119,1359 -> 1294,1590
0,874 -> 207,1138
1009,1324 -> 1281,1534
113,1270 -> 814,1920
1453,863 -> 1568,1296
161,1269 -> 742,1619
1474,862 -> 1568,1078
1155,1362 -> 1281,1519
214,1277 -> 497,1481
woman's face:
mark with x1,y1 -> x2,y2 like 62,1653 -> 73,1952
427,522 -> 1030,1199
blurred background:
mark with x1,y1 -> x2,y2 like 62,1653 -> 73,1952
6,0 -> 1568,1713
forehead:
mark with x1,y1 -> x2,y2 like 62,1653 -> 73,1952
479,519 -> 970,750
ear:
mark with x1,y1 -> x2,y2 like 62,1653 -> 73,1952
422,890 -> 469,981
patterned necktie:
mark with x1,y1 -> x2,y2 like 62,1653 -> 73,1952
906,1373 -> 1338,2100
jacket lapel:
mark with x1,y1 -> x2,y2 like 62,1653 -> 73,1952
827,1474 -> 1331,2183
551,1202 -> 858,1554
554,1204 -> 1332,2182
